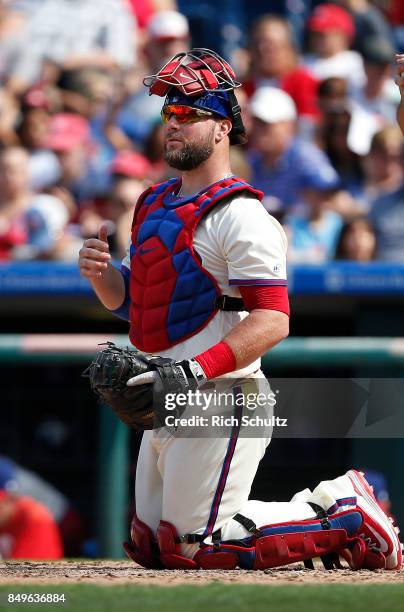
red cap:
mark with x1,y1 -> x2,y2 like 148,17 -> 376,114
308,4 -> 355,39
110,150 -> 152,179
43,113 -> 90,152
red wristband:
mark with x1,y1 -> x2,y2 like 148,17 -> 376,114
194,340 -> 237,379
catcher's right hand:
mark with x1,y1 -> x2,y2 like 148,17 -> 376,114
78,224 -> 112,279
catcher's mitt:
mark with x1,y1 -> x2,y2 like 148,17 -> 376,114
82,342 -> 157,431
83,341 -> 207,431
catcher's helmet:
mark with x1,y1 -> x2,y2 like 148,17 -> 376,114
143,48 -> 247,145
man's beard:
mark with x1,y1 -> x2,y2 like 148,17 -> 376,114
164,127 -> 215,171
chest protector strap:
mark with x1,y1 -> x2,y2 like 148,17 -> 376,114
129,176 -> 263,353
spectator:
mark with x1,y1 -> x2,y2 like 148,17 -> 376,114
16,85 -> 61,191
383,0 -> 404,51
284,186 -> 344,263
3,0 -> 55,18
43,112 -> 95,206
4,0 -> 137,94
0,489 -> 63,559
0,147 -> 69,260
304,3 -> 366,90
143,122 -> 170,181
317,75 -> 349,112
109,151 -> 153,259
0,0 -> 27,84
0,455 -> 85,557
117,10 -> 190,149
56,67 -> 115,118
79,150 -> 152,258
395,53 -> 404,136
126,0 -> 155,31
335,0 -> 394,55
359,125 -> 403,210
316,96 -> 364,198
0,86 -> 19,147
248,86 -> 340,214
146,9 -> 190,70
245,14 -> 319,125
335,216 -> 376,260
368,178 -> 404,261
56,67 -> 119,195
350,36 -> 398,126
229,147 -> 252,183
317,76 -> 382,158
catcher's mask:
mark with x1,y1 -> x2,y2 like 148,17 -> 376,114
143,48 -> 247,145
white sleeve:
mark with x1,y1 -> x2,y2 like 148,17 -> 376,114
215,196 -> 288,286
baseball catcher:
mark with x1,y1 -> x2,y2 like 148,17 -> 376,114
80,48 -> 401,572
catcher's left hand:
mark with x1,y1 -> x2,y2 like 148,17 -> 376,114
83,342 -> 206,430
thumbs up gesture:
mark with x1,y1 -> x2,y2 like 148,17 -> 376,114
78,222 -> 112,279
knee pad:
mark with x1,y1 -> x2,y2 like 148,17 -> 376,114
123,514 -> 163,569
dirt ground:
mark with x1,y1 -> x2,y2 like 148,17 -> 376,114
0,561 -> 403,586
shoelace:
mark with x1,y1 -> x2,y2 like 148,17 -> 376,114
359,533 -> 381,553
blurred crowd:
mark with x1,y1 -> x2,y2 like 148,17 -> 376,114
0,0 -> 404,264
